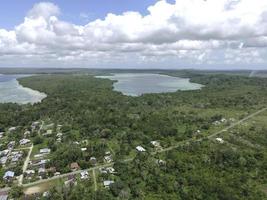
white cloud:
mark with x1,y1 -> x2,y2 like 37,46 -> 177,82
0,0 -> 267,68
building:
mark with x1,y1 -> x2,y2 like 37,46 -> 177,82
8,127 -> 16,132
103,180 -> 114,188
0,194 -> 8,200
104,155 -> 113,163
3,171 -> 14,181
25,170 -> 35,178
136,146 -> 146,152
216,138 -> 224,144
70,162 -> 80,171
80,171 -> 89,179
106,167 -> 115,174
0,150 -> 9,156
24,131 -> 31,137
150,141 -> 162,149
90,157 -> 97,165
0,157 -> 7,165
81,148 -> 87,152
7,141 -> 15,149
19,138 -> 31,145
40,148 -> 51,154
38,168 -> 46,177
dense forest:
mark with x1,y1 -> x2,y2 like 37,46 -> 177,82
0,72 -> 267,199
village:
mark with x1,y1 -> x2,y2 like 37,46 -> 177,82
0,110 -> 263,199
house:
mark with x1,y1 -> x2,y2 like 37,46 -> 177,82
80,171 -> 89,180
0,192 -> 8,200
216,138 -> 224,144
136,146 -> 146,152
7,141 -> 15,149
31,159 -> 49,167
81,148 -> 87,152
34,154 -> 43,158
103,180 -> 114,188
99,167 -> 108,174
24,131 -> 31,137
150,141 -> 162,149
43,130 -> 52,136
19,139 -> 31,145
156,159 -> 166,165
25,170 -> 35,178
38,168 -> 46,177
70,162 -> 80,171
8,127 -> 16,132
54,172 -> 61,176
40,148 -> 51,154
104,155 -> 113,163
46,167 -> 56,174
3,171 -> 14,181
106,167 -> 115,174
0,157 -> 7,165
56,133 -> 63,137
65,174 -> 77,187
0,150 -> 9,156
32,121 -> 40,126
10,151 -> 23,163
90,157 -> 97,165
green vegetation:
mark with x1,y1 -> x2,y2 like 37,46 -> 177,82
1,72 -> 267,199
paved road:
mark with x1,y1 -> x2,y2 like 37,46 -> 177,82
19,107 -> 267,188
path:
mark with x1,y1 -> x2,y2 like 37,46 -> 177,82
18,144 -> 33,185
92,169 -> 97,191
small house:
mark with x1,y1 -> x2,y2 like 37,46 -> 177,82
7,141 -> 15,149
215,138 -> 224,144
80,171 -> 89,180
19,139 -> 31,145
103,180 -> 114,188
40,148 -> 51,154
90,157 -> 97,165
136,146 -> 146,152
104,155 -> 113,163
3,171 -> 14,181
106,167 -> 115,174
70,162 -> 80,171
8,127 -> 16,132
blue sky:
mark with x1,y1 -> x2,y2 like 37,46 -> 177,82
0,0 -> 266,69
1,0 -> 175,29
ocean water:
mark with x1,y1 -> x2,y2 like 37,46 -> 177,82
96,73 -> 203,96
0,74 -> 46,104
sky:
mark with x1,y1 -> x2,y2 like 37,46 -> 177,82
0,0 -> 267,69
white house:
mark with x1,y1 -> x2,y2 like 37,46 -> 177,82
19,139 -> 31,145
40,148 -> 51,154
8,127 -> 16,132
106,167 -> 115,174
80,171 -> 89,179
136,146 -> 146,152
103,180 -> 114,188
3,171 -> 14,180
216,138 -> 224,144
104,155 -> 113,163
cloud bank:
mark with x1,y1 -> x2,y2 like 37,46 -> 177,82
0,0 -> 267,69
